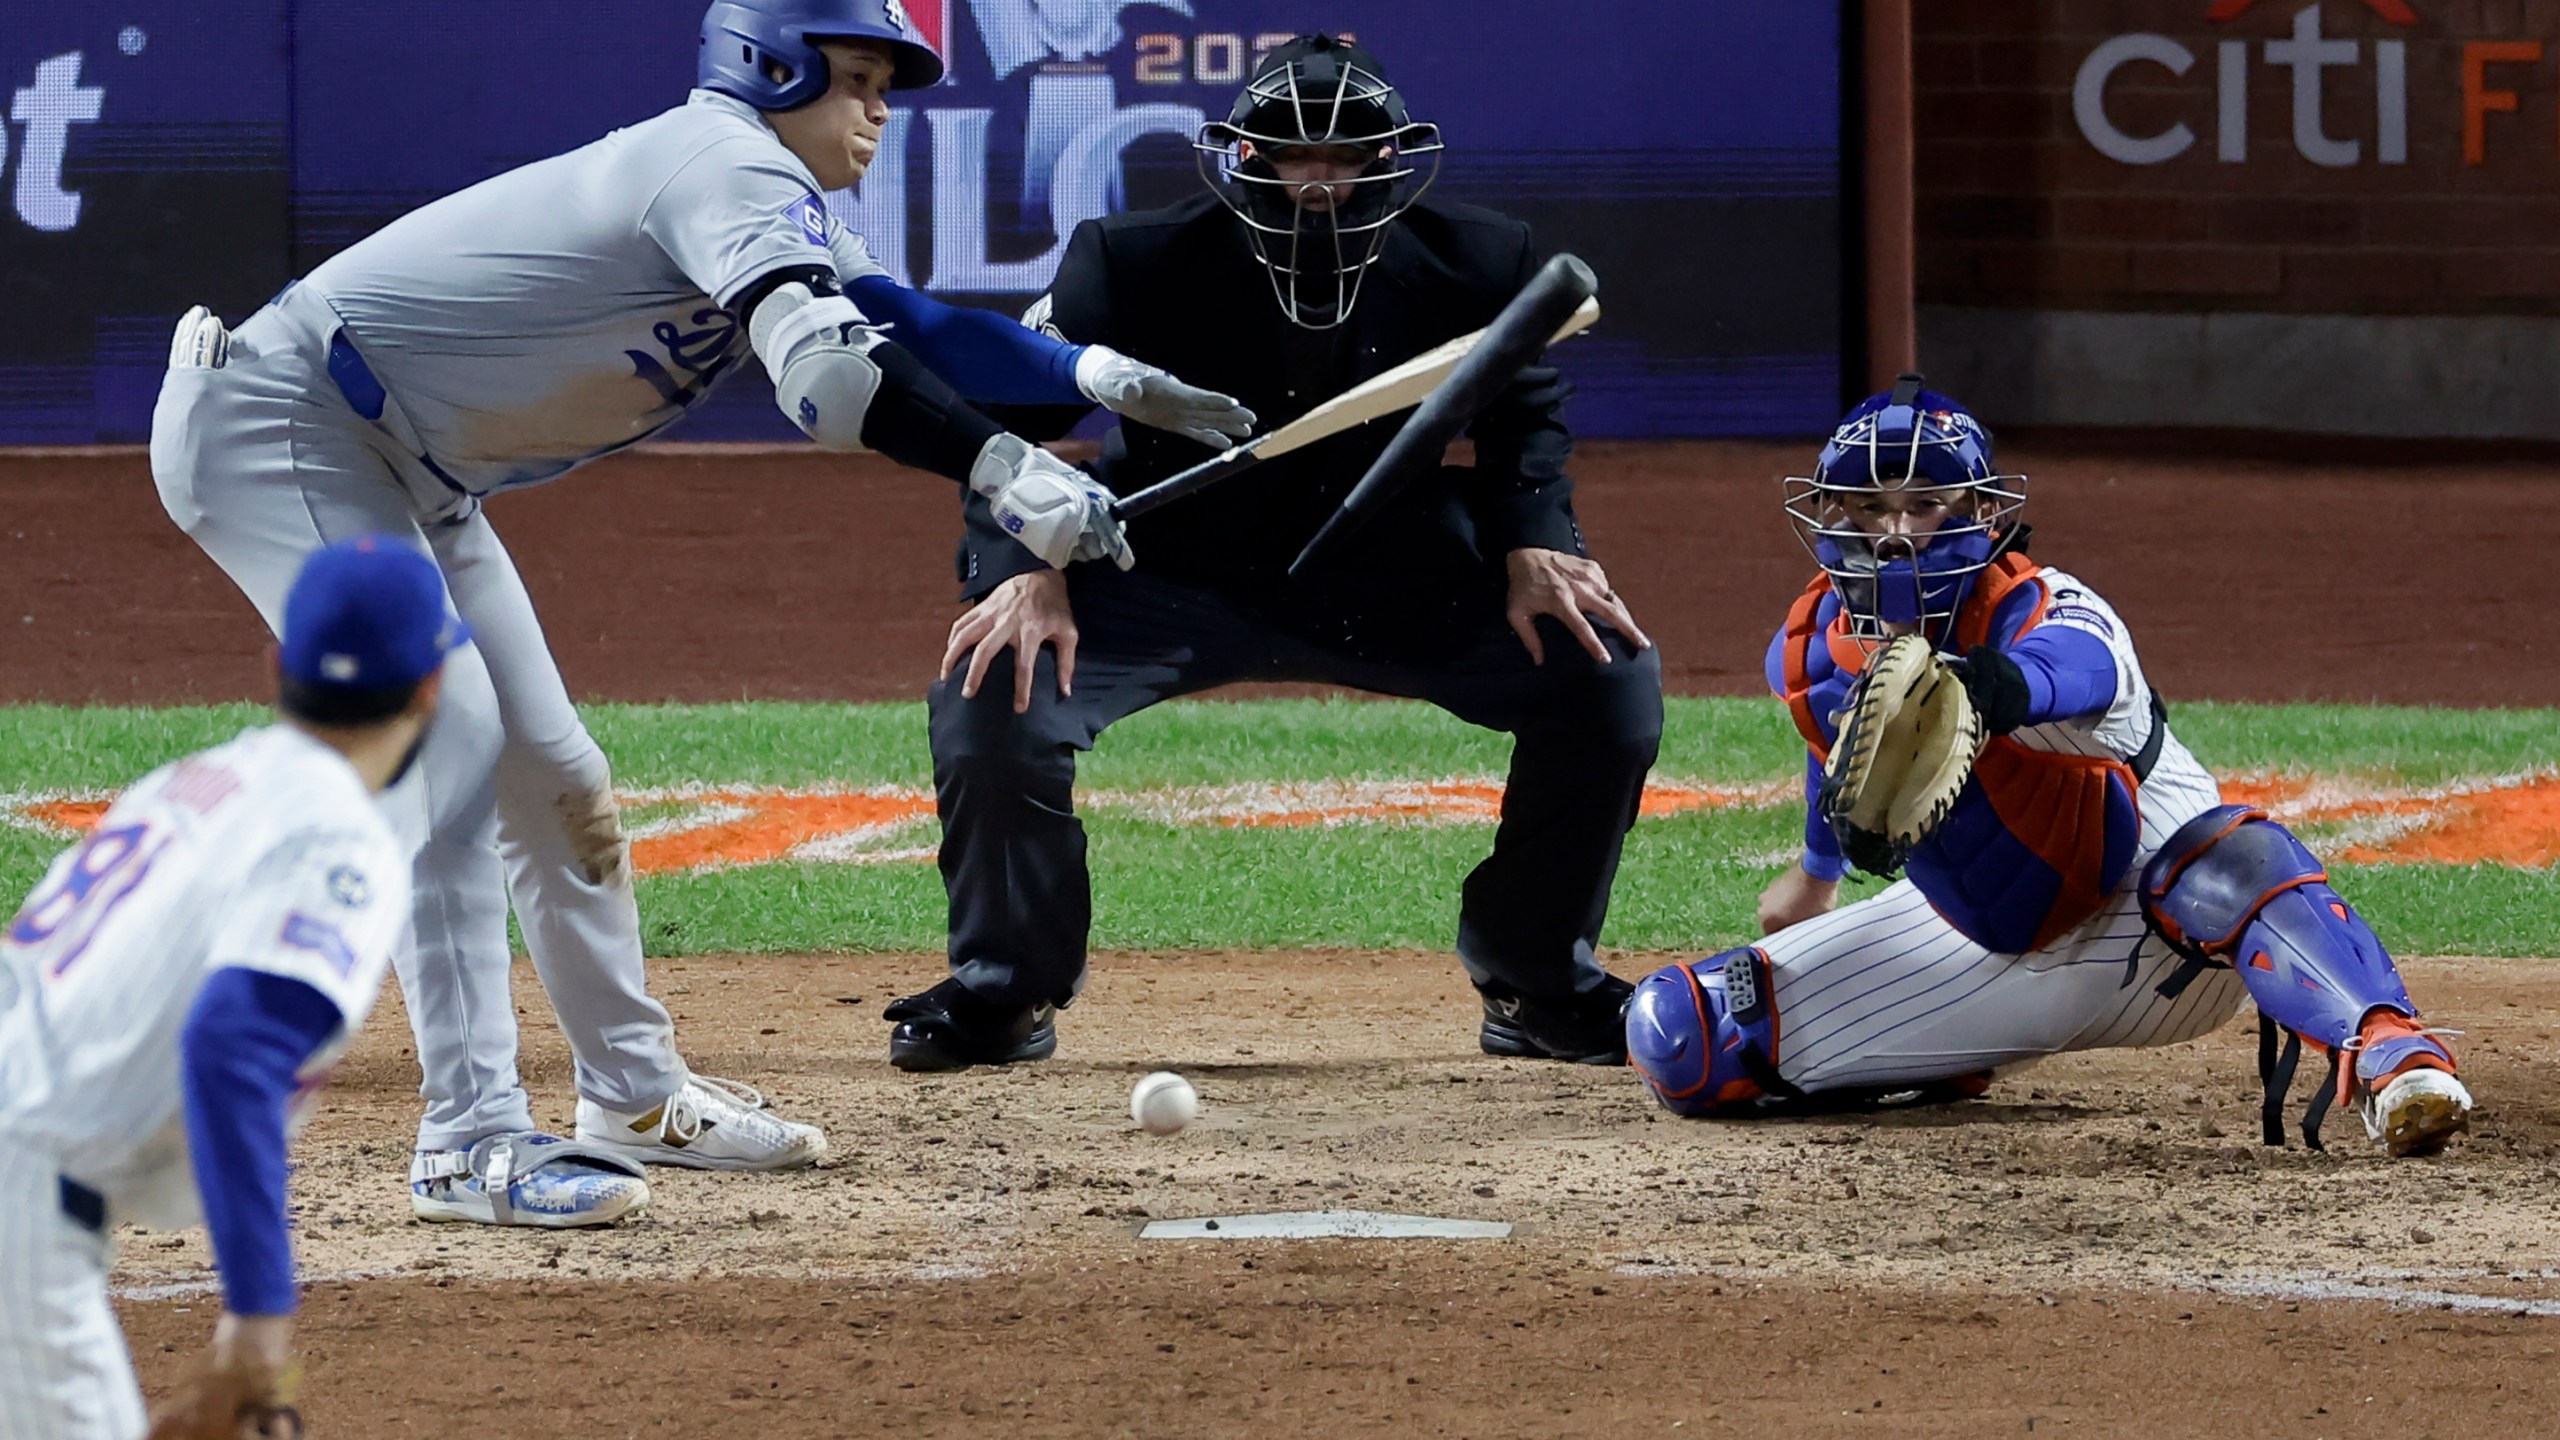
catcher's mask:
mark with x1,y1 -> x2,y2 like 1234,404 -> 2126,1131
1193,34 -> 1443,330
1783,374 -> 2025,648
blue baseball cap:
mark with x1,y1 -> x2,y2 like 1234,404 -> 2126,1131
278,536 -> 470,690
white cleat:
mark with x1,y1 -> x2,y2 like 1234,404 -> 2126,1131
575,1074 -> 829,1172
409,1132 -> 651,1228
2363,1067 -> 2473,1158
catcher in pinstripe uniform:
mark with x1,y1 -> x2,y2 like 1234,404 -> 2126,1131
1622,376 -> 2473,1158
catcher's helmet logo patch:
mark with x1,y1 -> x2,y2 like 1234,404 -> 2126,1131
1721,951 -> 1766,1022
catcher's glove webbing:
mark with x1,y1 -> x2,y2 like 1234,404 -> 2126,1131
1817,635 -> 1985,877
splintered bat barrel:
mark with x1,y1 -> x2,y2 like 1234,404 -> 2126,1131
1106,323 -> 1493,523
1288,253 -> 1600,577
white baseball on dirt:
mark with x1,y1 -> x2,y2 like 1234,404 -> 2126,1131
1130,1071 -> 1199,1136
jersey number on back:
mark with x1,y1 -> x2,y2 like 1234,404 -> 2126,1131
7,823 -> 170,977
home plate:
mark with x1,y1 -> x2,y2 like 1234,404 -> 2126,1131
1138,1210 -> 1512,1240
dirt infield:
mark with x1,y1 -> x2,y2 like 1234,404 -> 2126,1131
18,438 -> 2559,1431
6,438 -> 2556,707
106,949 -> 2560,1435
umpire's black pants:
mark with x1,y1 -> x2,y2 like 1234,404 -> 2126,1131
928,563 -> 1665,1010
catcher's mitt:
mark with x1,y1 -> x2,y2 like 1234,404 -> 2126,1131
1817,635 -> 1985,877
146,1359 -> 303,1440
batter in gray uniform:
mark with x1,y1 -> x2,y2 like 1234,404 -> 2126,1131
148,0 -> 1250,1226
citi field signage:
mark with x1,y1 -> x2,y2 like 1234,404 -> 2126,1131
4,47 -> 107,230
2075,1 -> 2550,167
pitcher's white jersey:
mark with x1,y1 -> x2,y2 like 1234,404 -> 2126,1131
0,727 -> 408,1227
298,89 -> 887,506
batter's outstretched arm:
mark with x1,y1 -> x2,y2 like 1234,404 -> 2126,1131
738,268 -> 1132,571
844,274 -> 1085,406
736,264 -> 991,470
846,276 -> 1251,448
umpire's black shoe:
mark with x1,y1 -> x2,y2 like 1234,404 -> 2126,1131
884,978 -> 1058,1072
1476,975 -> 1636,1066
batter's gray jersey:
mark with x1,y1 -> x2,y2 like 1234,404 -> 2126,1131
299,89 -> 886,512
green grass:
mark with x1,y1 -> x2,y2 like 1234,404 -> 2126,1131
6,699 -> 2557,958
2161,702 -> 2560,786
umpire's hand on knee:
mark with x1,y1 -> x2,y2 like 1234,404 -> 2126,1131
1504,548 -> 1652,665
943,569 -> 1078,714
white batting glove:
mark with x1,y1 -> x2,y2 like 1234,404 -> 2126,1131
1076,345 -> 1255,450
169,305 -> 231,370
970,433 -> 1135,571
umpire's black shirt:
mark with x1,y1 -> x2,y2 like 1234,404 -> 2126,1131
962,194 -> 1586,659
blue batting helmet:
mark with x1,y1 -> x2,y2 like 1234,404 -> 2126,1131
1781,374 -> 2026,643
699,0 -> 943,108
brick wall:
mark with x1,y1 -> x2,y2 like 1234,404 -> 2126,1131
1915,0 -> 2560,317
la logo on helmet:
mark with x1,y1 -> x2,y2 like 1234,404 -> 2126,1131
882,0 -> 911,34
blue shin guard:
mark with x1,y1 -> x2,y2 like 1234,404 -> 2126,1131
2142,805 -> 2453,1146
1626,949 -> 1793,1116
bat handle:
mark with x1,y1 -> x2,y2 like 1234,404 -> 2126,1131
1107,438 -> 1265,521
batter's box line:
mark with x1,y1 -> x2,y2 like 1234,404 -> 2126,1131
110,1265 -> 412,1302
2195,1270 -> 2560,1318
109,1257 -> 1011,1301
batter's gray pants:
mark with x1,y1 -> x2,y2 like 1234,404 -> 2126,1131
147,293 -> 684,1150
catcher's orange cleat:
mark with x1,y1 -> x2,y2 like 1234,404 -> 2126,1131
2356,1008 -> 2458,1083
2350,1009 -> 2470,1158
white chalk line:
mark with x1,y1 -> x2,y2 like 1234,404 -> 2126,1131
1606,1261 -> 2560,1319
112,1259 -> 995,1302
2198,1270 -> 2560,1317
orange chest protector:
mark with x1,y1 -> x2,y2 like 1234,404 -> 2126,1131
1776,558 -> 2146,955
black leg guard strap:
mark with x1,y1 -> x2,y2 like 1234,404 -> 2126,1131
1739,1047 -> 1807,1104
2254,1009 -> 2347,1150
2258,1012 -> 2303,1148
2154,953 -> 2220,1000
2301,1049 -> 2343,1153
